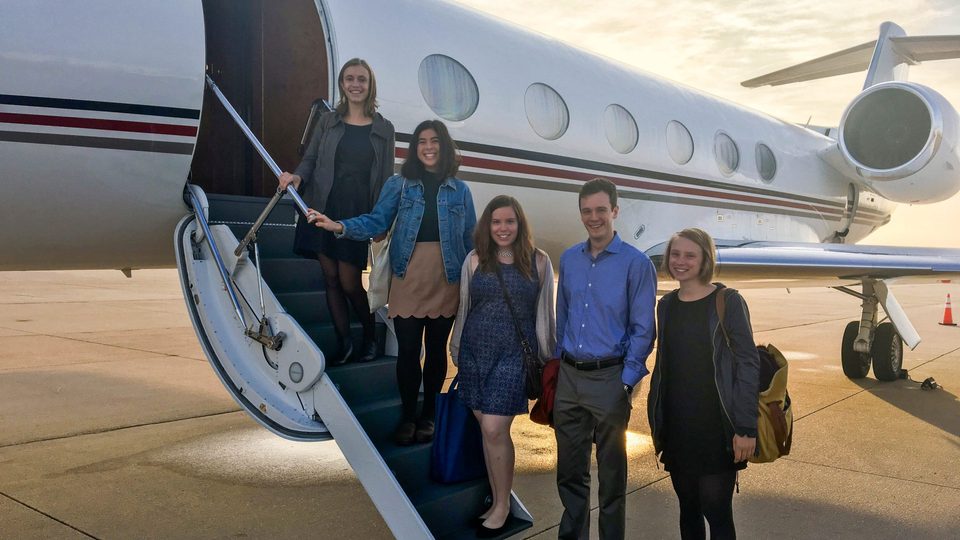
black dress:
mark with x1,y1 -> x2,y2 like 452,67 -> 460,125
661,289 -> 746,474
293,123 -> 374,267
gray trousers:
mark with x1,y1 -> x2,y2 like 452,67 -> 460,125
554,361 -> 632,540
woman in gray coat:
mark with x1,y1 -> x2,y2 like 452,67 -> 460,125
278,58 -> 395,364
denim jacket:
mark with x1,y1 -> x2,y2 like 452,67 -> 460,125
338,174 -> 477,283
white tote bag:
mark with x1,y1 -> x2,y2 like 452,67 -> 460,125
367,230 -> 394,312
367,181 -> 403,312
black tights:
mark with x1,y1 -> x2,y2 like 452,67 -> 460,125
318,255 -> 374,343
392,315 -> 454,422
669,470 -> 737,540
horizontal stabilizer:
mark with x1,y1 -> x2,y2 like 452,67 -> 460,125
741,41 -> 876,88
742,34 -> 960,88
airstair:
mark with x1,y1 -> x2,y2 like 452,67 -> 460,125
174,76 -> 533,539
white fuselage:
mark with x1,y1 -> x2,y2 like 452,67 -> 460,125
0,0 -> 896,271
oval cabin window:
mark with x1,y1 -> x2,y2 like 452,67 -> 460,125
524,83 -> 569,140
666,120 -> 694,165
714,132 -> 740,175
603,104 -> 638,154
418,54 -> 479,121
756,143 -> 777,182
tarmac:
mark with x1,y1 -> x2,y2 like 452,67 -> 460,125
0,269 -> 958,539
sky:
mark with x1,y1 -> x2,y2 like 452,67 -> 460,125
457,0 -> 960,248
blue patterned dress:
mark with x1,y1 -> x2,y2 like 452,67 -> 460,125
458,261 -> 539,415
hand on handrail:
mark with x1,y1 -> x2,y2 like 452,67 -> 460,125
306,209 -> 344,234
278,172 -> 302,191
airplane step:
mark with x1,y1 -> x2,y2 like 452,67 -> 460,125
223,223 -> 301,259
182,191 -> 533,538
325,356 -> 399,406
258,257 -> 326,293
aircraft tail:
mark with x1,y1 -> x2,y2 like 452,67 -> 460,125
741,22 -> 960,90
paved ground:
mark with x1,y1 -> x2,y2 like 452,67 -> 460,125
0,270 -> 958,539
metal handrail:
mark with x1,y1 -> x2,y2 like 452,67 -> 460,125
187,188 -> 249,330
203,74 -> 315,256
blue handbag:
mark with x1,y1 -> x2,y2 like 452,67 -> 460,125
430,376 -> 487,484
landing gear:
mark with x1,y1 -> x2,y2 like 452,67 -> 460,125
836,278 -> 910,382
841,321 -> 871,379
871,322 -> 903,381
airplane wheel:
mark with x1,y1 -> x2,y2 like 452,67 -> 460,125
871,322 -> 903,382
841,321 -> 870,379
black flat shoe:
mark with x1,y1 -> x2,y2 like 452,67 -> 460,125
358,339 -> 378,362
476,520 -> 510,538
471,517 -> 487,529
329,338 -> 353,366
414,418 -> 435,443
394,421 -> 416,446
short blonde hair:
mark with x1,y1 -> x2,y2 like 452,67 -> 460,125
662,228 -> 717,284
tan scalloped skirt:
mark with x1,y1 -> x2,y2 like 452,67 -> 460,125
388,242 -> 459,319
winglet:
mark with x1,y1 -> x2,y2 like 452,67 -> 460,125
741,22 -> 960,89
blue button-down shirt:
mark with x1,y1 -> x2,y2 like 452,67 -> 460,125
556,232 -> 657,387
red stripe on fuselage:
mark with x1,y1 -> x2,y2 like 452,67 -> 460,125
394,146 -> 841,217
0,112 -> 197,137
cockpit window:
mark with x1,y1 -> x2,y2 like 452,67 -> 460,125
418,54 -> 479,121
524,83 -> 569,140
603,104 -> 638,154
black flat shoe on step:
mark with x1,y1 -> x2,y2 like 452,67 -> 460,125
476,520 -> 510,538
358,339 -> 377,362
330,338 -> 353,366
394,421 -> 416,446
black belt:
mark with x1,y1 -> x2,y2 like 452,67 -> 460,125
561,352 -> 624,371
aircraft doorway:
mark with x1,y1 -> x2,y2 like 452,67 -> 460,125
191,0 -> 329,198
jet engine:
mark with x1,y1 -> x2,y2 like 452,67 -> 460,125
838,82 -> 960,203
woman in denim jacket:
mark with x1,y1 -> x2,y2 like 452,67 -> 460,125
311,119 -> 477,445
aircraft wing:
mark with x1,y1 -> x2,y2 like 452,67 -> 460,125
648,241 -> 960,286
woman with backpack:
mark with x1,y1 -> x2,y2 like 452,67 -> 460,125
647,227 -> 760,539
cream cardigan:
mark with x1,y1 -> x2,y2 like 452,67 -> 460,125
449,248 -> 557,366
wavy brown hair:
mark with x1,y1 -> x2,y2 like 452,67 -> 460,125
474,195 -> 536,280
400,120 -> 461,180
334,58 -> 378,117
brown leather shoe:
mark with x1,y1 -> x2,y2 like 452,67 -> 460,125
394,421 -> 416,446
414,418 -> 435,443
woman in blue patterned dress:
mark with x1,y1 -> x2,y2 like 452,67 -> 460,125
450,195 -> 556,536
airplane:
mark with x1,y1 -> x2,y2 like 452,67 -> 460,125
3,1 -> 960,537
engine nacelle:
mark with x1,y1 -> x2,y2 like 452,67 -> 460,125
838,82 -> 960,203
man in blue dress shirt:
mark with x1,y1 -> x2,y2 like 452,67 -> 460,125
554,178 -> 657,539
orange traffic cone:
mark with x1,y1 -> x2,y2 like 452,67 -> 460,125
940,294 -> 957,326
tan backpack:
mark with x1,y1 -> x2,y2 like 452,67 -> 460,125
716,288 -> 793,463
